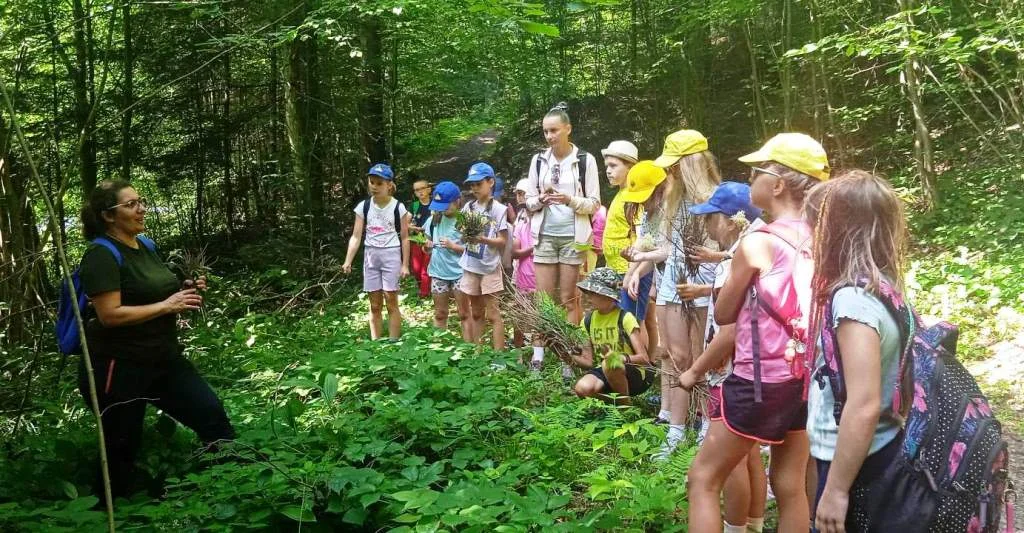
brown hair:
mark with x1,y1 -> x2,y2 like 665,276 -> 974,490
81,180 -> 132,239
808,169 -> 908,333
766,162 -> 820,204
545,101 -> 571,125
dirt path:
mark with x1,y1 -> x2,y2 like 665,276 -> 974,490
414,129 -> 500,182
967,335 -> 1024,531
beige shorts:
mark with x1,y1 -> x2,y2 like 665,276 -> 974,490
534,235 -> 583,265
459,269 -> 504,296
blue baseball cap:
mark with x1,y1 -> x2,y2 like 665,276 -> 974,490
689,181 -> 762,221
465,162 -> 495,183
493,177 -> 505,198
368,163 -> 394,180
429,181 -> 461,211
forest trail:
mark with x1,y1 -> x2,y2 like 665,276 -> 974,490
414,129 -> 500,182
968,335 -> 1024,531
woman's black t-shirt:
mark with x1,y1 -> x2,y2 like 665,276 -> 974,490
79,237 -> 181,363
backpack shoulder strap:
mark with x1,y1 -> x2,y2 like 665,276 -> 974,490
360,197 -> 372,239
534,153 -> 543,182
137,235 -> 157,253
584,310 -> 594,336
576,150 -> 589,198
91,237 -> 125,266
616,309 -> 638,356
393,200 -> 402,232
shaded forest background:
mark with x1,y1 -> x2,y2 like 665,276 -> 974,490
4,0 -> 1024,344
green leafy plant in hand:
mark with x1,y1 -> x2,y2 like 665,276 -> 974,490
455,211 -> 489,240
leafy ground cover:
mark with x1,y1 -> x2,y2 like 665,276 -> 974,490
0,278 -> 698,531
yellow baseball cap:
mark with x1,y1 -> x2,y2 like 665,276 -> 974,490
738,133 -> 831,181
653,130 -> 709,168
619,160 -> 667,203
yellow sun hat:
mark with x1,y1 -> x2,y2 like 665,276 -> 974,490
619,160 -> 667,203
653,129 -> 709,168
738,133 -> 831,181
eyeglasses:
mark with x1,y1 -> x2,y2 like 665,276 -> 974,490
413,186 -> 431,193
107,197 -> 148,211
751,166 -> 782,179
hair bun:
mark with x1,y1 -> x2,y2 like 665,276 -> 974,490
550,101 -> 568,112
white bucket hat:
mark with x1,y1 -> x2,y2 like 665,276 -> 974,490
600,140 -> 639,164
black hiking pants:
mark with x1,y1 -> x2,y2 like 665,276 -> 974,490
77,353 -> 235,498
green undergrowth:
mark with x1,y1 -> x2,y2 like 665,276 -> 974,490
0,291 -> 695,531
899,162 -> 1024,360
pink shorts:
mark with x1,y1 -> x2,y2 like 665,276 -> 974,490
363,246 -> 401,292
459,269 -> 503,296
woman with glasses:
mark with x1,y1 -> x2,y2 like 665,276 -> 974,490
523,102 -> 601,351
77,180 -> 234,500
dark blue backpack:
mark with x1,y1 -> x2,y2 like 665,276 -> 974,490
818,279 -> 1012,533
56,236 -> 157,355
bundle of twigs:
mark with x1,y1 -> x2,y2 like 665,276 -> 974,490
167,245 -> 215,281
455,211 -> 489,240
501,288 -> 587,356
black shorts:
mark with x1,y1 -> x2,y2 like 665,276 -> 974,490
720,373 -> 807,444
587,364 -> 655,396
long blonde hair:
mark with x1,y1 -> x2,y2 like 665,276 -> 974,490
662,151 -> 720,242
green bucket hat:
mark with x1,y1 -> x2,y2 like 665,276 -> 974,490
577,267 -> 622,302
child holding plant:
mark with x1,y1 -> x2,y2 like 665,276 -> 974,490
408,179 -> 434,299
630,130 -> 721,460
342,163 -> 411,341
687,133 -> 829,533
423,181 -> 470,335
566,267 -> 653,403
459,162 -> 509,350
678,182 -> 768,533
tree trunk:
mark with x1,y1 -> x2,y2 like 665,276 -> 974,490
222,46 -> 236,237
287,0 -> 324,227
120,0 -> 133,182
898,0 -> 937,209
358,16 -> 387,166
72,0 -> 98,197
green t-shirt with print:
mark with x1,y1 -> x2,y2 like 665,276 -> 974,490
581,308 -> 639,364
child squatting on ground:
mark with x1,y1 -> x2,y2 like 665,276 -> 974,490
563,267 -> 654,404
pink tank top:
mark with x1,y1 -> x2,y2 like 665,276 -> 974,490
733,219 -> 812,384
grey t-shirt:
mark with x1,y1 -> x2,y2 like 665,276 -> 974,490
808,286 -> 904,461
458,199 -> 509,275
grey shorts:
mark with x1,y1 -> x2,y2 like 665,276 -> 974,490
534,235 -> 583,265
363,246 -> 401,292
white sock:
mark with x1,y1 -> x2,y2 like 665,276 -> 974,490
531,347 -> 544,363
667,424 -> 685,441
746,517 -> 764,533
724,522 -> 746,533
658,409 -> 672,421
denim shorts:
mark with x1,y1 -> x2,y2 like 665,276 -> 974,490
618,271 -> 653,321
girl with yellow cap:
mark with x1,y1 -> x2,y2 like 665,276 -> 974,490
628,130 -> 722,460
687,133 -> 829,533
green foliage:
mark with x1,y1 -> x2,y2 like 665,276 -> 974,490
900,160 -> 1024,360
0,291 -> 695,530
